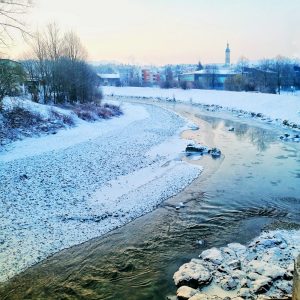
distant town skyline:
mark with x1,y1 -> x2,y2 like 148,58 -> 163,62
10,0 -> 300,65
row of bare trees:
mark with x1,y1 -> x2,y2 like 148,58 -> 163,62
21,23 -> 101,104
225,56 -> 300,94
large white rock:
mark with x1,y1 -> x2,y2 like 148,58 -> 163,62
200,248 -> 224,265
248,260 -> 286,279
189,294 -> 222,300
251,276 -> 272,294
176,286 -> 198,300
173,259 -> 212,287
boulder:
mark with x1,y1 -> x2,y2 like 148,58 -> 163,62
173,259 -> 212,288
189,294 -> 222,300
248,260 -> 285,279
176,286 -> 198,300
220,247 -> 237,260
227,260 -> 241,270
220,276 -> 239,291
208,148 -> 221,158
251,276 -> 272,294
274,280 -> 293,294
186,144 -> 210,154
238,287 -> 252,299
200,248 -> 224,265
227,243 -> 247,255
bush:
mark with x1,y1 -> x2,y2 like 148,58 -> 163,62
180,81 -> 193,90
72,103 -> 123,121
49,108 -> 75,126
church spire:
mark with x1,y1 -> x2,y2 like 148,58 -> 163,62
225,42 -> 230,66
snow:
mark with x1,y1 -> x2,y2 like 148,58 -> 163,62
2,96 -> 74,120
0,101 -> 202,282
97,73 -> 120,79
174,230 -> 300,299
0,103 -> 148,162
103,87 -> 300,124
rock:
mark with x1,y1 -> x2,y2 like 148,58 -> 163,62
189,294 -> 222,300
166,295 -> 177,300
238,287 -> 253,299
227,243 -> 247,255
240,278 -> 249,288
231,270 -> 246,280
256,296 -> 270,300
200,248 -> 224,265
186,144 -> 210,154
176,286 -> 198,300
221,247 -> 237,260
208,148 -> 221,158
189,125 -> 200,131
247,272 -> 261,281
251,276 -> 272,294
274,280 -> 292,294
19,174 -> 29,180
227,260 -> 241,270
220,276 -> 239,291
173,259 -> 212,288
248,260 -> 285,279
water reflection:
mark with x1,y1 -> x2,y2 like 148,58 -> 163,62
197,114 -> 276,152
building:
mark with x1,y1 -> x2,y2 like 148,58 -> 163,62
97,73 -> 121,86
179,67 -> 237,89
141,69 -> 162,86
178,43 -> 236,89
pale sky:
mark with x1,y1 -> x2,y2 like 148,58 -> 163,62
11,0 -> 300,65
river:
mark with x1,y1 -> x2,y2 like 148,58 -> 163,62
0,100 -> 299,300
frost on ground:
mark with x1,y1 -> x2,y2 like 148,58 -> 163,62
0,102 -> 202,282
0,97 -> 122,147
173,230 -> 300,300
103,86 -> 300,129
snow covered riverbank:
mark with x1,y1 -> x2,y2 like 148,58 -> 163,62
0,102 -> 202,282
103,87 -> 300,128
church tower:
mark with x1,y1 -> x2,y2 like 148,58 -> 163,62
225,43 -> 230,66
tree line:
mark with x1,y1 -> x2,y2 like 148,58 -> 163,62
174,57 -> 300,94
0,19 -> 101,105
21,23 -> 101,104
225,56 -> 300,94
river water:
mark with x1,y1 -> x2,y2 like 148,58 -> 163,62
0,101 -> 300,300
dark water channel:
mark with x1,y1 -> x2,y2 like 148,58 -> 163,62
1,102 -> 300,300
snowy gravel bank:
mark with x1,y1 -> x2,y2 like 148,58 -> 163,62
0,102 -> 201,282
103,87 -> 300,128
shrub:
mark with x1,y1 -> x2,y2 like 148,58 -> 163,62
49,107 -> 75,126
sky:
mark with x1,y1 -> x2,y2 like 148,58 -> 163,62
10,0 -> 300,65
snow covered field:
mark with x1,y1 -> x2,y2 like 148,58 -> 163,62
0,102 -> 202,282
103,87 -> 300,125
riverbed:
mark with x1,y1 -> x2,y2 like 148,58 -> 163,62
0,100 -> 299,300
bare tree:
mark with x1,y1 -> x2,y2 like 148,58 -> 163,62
236,56 -> 249,76
45,22 -> 61,61
0,0 -> 32,47
62,30 -> 87,61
